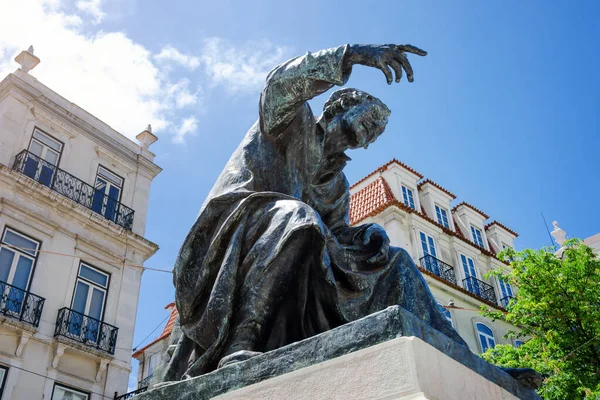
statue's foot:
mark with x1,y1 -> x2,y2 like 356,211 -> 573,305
218,350 -> 263,368
500,367 -> 543,390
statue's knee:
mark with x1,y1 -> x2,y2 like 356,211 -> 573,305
274,200 -> 322,227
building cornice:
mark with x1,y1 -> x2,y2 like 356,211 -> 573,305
0,164 -> 159,259
0,73 -> 160,175
485,220 -> 519,238
417,179 -> 457,199
451,201 -> 490,220
350,158 -> 423,190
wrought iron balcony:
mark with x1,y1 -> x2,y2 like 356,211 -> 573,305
462,276 -> 498,304
114,387 -> 148,400
500,295 -> 515,308
12,150 -> 135,230
419,255 -> 457,285
0,280 -> 44,327
54,307 -> 118,355
138,374 -> 153,389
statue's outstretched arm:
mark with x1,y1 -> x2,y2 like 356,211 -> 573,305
259,44 -> 426,136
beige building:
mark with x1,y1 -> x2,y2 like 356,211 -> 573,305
0,47 -> 161,399
349,159 -> 521,353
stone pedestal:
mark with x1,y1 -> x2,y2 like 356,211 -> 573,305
137,306 -> 540,400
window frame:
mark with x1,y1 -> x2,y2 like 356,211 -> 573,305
51,382 -> 90,400
459,253 -> 478,280
434,204 -> 450,229
94,165 -> 124,203
475,322 -> 496,353
470,225 -> 485,248
401,185 -> 415,209
0,365 -> 8,399
27,127 -> 64,167
69,262 -> 111,322
0,226 -> 41,293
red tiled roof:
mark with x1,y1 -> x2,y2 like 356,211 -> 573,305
417,179 -> 457,199
451,202 -> 489,220
132,303 -> 179,358
350,158 -> 423,189
350,176 -> 409,225
485,221 -> 519,238
348,175 -> 502,262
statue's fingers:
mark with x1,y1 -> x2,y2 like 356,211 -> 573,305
377,61 -> 394,85
393,51 -> 414,82
386,56 -> 403,83
395,44 -> 427,56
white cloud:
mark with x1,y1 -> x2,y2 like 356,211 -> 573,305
155,45 -> 200,71
0,0 -> 201,143
76,0 -> 105,24
201,37 -> 291,94
0,1 -> 291,144
174,116 -> 198,144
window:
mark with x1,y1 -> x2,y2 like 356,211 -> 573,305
0,228 -> 40,315
514,340 -> 524,348
419,232 -> 439,275
92,166 -> 124,222
435,205 -> 450,228
498,277 -> 514,307
68,263 -> 109,342
148,352 -> 161,376
0,365 -> 8,398
438,303 -> 453,328
401,185 -> 415,209
476,322 -> 496,353
52,383 -> 89,400
24,128 -> 63,187
470,225 -> 485,248
460,254 -> 480,295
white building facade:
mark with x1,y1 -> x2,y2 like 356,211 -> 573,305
0,48 -> 161,399
349,159 -> 520,353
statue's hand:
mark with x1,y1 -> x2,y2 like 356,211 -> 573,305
362,224 -> 390,265
345,44 -> 427,85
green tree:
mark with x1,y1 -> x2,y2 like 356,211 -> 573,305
481,239 -> 600,399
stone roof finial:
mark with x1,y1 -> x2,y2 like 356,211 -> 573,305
551,220 -> 567,246
15,45 -> 40,74
136,124 -> 158,150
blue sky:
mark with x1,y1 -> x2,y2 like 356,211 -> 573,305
3,0 -> 600,390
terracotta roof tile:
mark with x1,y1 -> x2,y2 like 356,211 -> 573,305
350,176 -> 408,225
132,304 -> 179,358
417,179 -> 457,199
350,158 -> 423,189
451,201 -> 489,220
485,221 -> 519,238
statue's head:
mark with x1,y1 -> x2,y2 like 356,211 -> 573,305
322,88 -> 391,151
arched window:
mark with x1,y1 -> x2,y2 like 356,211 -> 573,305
476,322 -> 496,352
438,304 -> 453,328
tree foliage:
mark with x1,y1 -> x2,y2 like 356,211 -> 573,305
481,239 -> 600,399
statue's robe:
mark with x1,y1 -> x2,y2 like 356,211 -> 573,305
169,45 -> 465,378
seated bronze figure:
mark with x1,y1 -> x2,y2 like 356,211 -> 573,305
159,43 -> 541,390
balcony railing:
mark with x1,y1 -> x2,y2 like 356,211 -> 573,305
0,280 -> 44,327
12,150 -> 135,230
500,295 -> 515,308
138,374 -> 153,389
462,276 -> 498,304
114,387 -> 148,400
54,307 -> 119,354
419,255 -> 457,285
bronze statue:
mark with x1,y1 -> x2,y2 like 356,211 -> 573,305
159,43 -> 540,389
